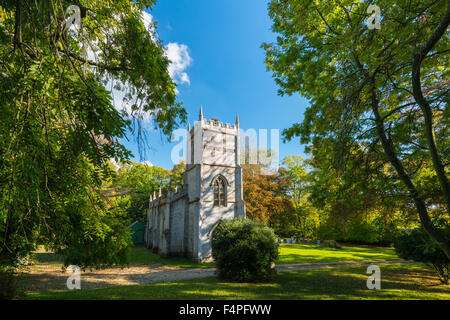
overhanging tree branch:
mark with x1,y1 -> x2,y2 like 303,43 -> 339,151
58,48 -> 132,72
370,75 -> 450,259
411,0 -> 450,215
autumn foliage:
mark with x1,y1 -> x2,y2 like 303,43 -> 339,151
242,164 -> 295,228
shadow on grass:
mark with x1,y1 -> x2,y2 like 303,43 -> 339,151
129,245 -> 214,268
18,263 -> 216,296
23,265 -> 450,300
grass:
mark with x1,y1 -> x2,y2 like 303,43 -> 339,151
31,249 -> 64,266
31,243 -> 400,270
24,264 -> 450,300
130,243 -> 400,267
277,243 -> 400,264
129,246 -> 214,268
31,246 -> 213,269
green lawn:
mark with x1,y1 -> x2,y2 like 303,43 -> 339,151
25,264 -> 449,300
129,246 -> 214,268
131,243 -> 400,267
32,243 -> 400,269
277,243 -> 400,264
31,245 -> 213,269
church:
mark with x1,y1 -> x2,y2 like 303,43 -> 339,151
144,107 -> 246,262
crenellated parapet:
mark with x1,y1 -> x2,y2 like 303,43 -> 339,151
200,117 -> 237,130
187,105 -> 239,132
149,186 -> 187,208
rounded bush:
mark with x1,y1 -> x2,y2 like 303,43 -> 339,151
211,218 -> 279,282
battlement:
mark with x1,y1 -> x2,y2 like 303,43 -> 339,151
149,186 -> 187,207
187,105 -> 239,131
188,118 -> 238,133
200,117 -> 237,129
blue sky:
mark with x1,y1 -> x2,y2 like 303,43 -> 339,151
122,0 -> 310,169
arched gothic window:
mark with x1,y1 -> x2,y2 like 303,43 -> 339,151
213,176 -> 227,207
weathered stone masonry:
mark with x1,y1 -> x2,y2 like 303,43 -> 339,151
144,107 -> 246,262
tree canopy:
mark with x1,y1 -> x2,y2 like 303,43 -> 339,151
263,0 -> 449,257
106,161 -> 185,224
0,0 -> 186,269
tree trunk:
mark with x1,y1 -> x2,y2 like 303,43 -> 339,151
369,78 -> 450,259
411,0 -> 450,215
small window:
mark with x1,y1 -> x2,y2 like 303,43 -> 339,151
213,176 -> 226,207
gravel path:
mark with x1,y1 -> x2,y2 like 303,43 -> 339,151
21,260 -> 418,294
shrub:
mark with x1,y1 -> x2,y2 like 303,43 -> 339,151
318,214 -> 397,245
317,219 -> 343,241
211,218 -> 279,282
394,223 -> 449,284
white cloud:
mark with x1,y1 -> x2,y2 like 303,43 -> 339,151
94,11 -> 192,124
165,42 -> 193,85
141,11 -> 193,87
141,11 -> 156,41
141,10 -> 153,30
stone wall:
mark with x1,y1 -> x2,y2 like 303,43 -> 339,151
145,187 -> 189,257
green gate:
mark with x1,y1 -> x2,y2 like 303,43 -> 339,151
129,221 -> 145,244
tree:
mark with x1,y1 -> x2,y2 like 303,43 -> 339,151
0,0 -> 186,275
242,163 -> 295,228
280,155 -> 308,208
263,0 -> 449,257
168,161 -> 185,189
280,155 -> 320,238
107,161 -> 185,223
306,140 -> 420,244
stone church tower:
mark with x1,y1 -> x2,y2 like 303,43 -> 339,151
145,107 -> 246,262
